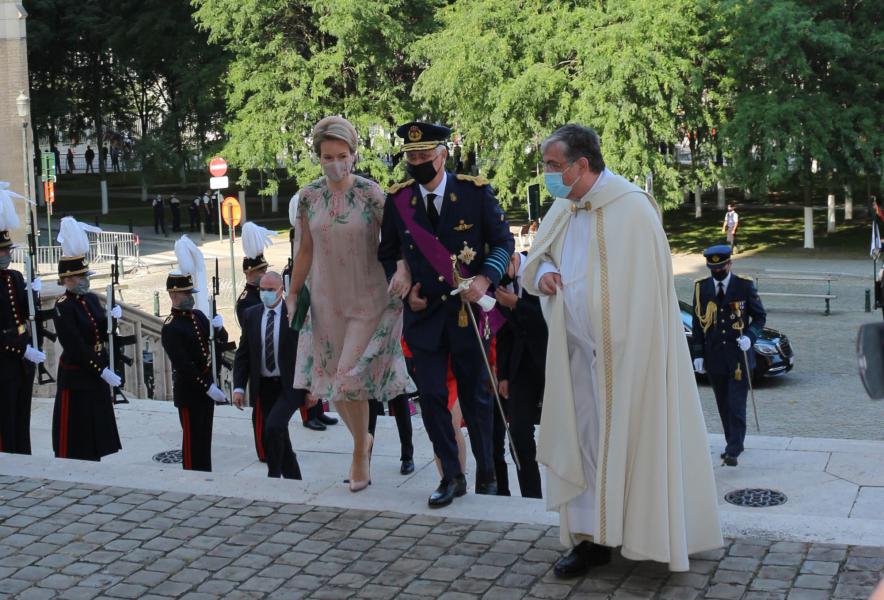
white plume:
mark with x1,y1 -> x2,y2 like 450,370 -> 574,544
288,193 -> 300,227
241,221 -> 274,259
174,235 -> 209,315
57,216 -> 101,257
0,182 -> 27,231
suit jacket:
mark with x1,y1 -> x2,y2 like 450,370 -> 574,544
495,287 -> 547,389
377,171 -> 514,352
691,274 -> 766,376
233,301 -> 304,408
161,308 -> 229,407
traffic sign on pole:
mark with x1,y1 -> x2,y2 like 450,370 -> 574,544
221,197 -> 242,227
209,176 -> 229,190
209,157 -> 228,177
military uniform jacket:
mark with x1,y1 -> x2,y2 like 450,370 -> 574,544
0,269 -> 32,361
378,172 -> 514,351
53,291 -> 110,390
691,274 -> 766,376
161,308 -> 229,408
235,283 -> 261,326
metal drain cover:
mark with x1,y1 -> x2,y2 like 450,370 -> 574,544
152,449 -> 183,464
725,488 -> 787,508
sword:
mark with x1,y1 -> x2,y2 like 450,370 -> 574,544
451,255 -> 522,471
734,312 -> 760,432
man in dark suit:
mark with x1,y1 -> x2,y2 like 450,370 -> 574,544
691,244 -> 766,467
494,250 -> 546,498
378,121 -> 514,507
233,271 -> 307,479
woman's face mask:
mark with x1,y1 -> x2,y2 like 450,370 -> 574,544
322,158 -> 353,183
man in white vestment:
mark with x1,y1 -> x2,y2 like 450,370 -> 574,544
522,124 -> 722,577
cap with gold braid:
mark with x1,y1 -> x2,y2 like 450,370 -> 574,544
0,230 -> 14,250
166,272 -> 198,293
703,244 -> 732,269
396,122 -> 452,153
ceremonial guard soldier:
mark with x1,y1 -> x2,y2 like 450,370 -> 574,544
235,222 -> 272,326
378,121 -> 514,507
162,237 -> 229,471
691,244 -> 766,466
52,217 -> 123,461
0,186 -> 46,454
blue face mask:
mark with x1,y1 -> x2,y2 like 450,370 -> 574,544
543,163 -> 575,199
260,290 -> 279,308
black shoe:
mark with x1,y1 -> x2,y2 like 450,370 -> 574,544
303,418 -> 326,431
400,459 -> 415,475
722,454 -> 738,467
475,470 -> 497,496
553,542 -> 613,579
428,475 -> 467,508
720,452 -> 727,459
317,413 -> 338,425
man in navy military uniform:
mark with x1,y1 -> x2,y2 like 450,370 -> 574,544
378,121 -> 514,507
691,245 -> 766,466
235,255 -> 267,327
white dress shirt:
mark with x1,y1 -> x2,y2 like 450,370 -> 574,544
419,179 -> 446,214
713,272 -> 732,296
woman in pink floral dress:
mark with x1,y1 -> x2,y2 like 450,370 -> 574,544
287,116 -> 414,491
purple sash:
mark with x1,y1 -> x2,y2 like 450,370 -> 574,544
391,187 -> 506,335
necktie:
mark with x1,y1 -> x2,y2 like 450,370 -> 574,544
716,282 -> 725,306
426,193 -> 439,230
264,309 -> 276,373
513,278 -> 520,298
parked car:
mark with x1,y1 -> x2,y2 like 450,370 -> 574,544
679,300 -> 795,379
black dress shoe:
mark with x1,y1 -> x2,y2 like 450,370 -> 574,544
554,541 -> 613,579
317,413 -> 338,425
428,475 -> 467,508
303,418 -> 326,431
475,471 -> 497,496
722,454 -> 738,467
400,459 -> 415,475
720,452 -> 727,459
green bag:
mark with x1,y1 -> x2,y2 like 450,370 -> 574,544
291,284 -> 310,331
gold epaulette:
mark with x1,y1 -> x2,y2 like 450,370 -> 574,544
56,295 -> 68,304
163,314 -> 173,325
456,174 -> 490,187
736,274 -> 754,282
386,179 -> 414,194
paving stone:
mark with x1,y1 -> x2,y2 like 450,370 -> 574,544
805,546 -> 847,562
36,573 -> 80,590
764,552 -> 805,566
10,565 -> 55,581
719,556 -> 762,572
16,588 -> 58,600
705,583 -> 747,599
730,542 -> 770,558
402,578 -> 450,596
712,569 -> 753,585
105,583 -> 149,598
355,583 -> 401,599
832,583 -> 876,598
799,560 -> 840,575
757,565 -> 799,580
750,578 -> 792,591
786,590 -> 834,600
792,574 -> 834,590
657,586 -> 701,600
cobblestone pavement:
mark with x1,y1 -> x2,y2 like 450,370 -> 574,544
0,477 -> 881,599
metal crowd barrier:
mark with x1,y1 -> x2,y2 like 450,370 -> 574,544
11,231 -> 141,273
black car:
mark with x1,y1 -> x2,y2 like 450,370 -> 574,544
679,300 -> 795,379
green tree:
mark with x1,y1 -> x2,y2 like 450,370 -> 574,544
412,0 -> 719,208
191,0 -> 442,193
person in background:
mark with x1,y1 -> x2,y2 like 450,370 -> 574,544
84,146 -> 95,173
722,203 -> 739,251
169,193 -> 182,232
152,194 -> 167,236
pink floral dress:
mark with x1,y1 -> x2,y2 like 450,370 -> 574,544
293,176 -> 414,403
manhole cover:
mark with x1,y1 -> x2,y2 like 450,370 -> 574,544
152,449 -> 183,464
725,488 -> 787,508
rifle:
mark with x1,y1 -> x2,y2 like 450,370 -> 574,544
107,245 -> 134,404
24,215 -> 55,384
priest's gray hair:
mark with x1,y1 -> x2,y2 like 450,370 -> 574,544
541,124 -> 606,173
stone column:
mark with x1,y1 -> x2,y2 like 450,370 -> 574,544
0,1 -> 34,244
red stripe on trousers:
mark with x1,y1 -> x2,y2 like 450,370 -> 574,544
255,396 -> 265,460
59,390 -> 70,458
181,407 -> 191,469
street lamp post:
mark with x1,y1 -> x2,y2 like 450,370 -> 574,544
15,92 -> 39,245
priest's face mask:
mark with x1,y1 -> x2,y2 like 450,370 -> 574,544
542,142 -> 588,200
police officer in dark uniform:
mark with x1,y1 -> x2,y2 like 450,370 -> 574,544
52,254 -> 123,461
161,272 -> 229,471
0,230 -> 45,454
691,245 -> 766,466
236,254 -> 267,326
378,121 -> 514,507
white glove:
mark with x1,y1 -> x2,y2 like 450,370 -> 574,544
212,314 -> 223,329
737,336 -> 751,351
101,368 -> 122,387
111,305 -> 122,319
207,383 -> 227,404
23,345 -> 46,364
693,358 -> 706,374
29,278 -> 42,294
